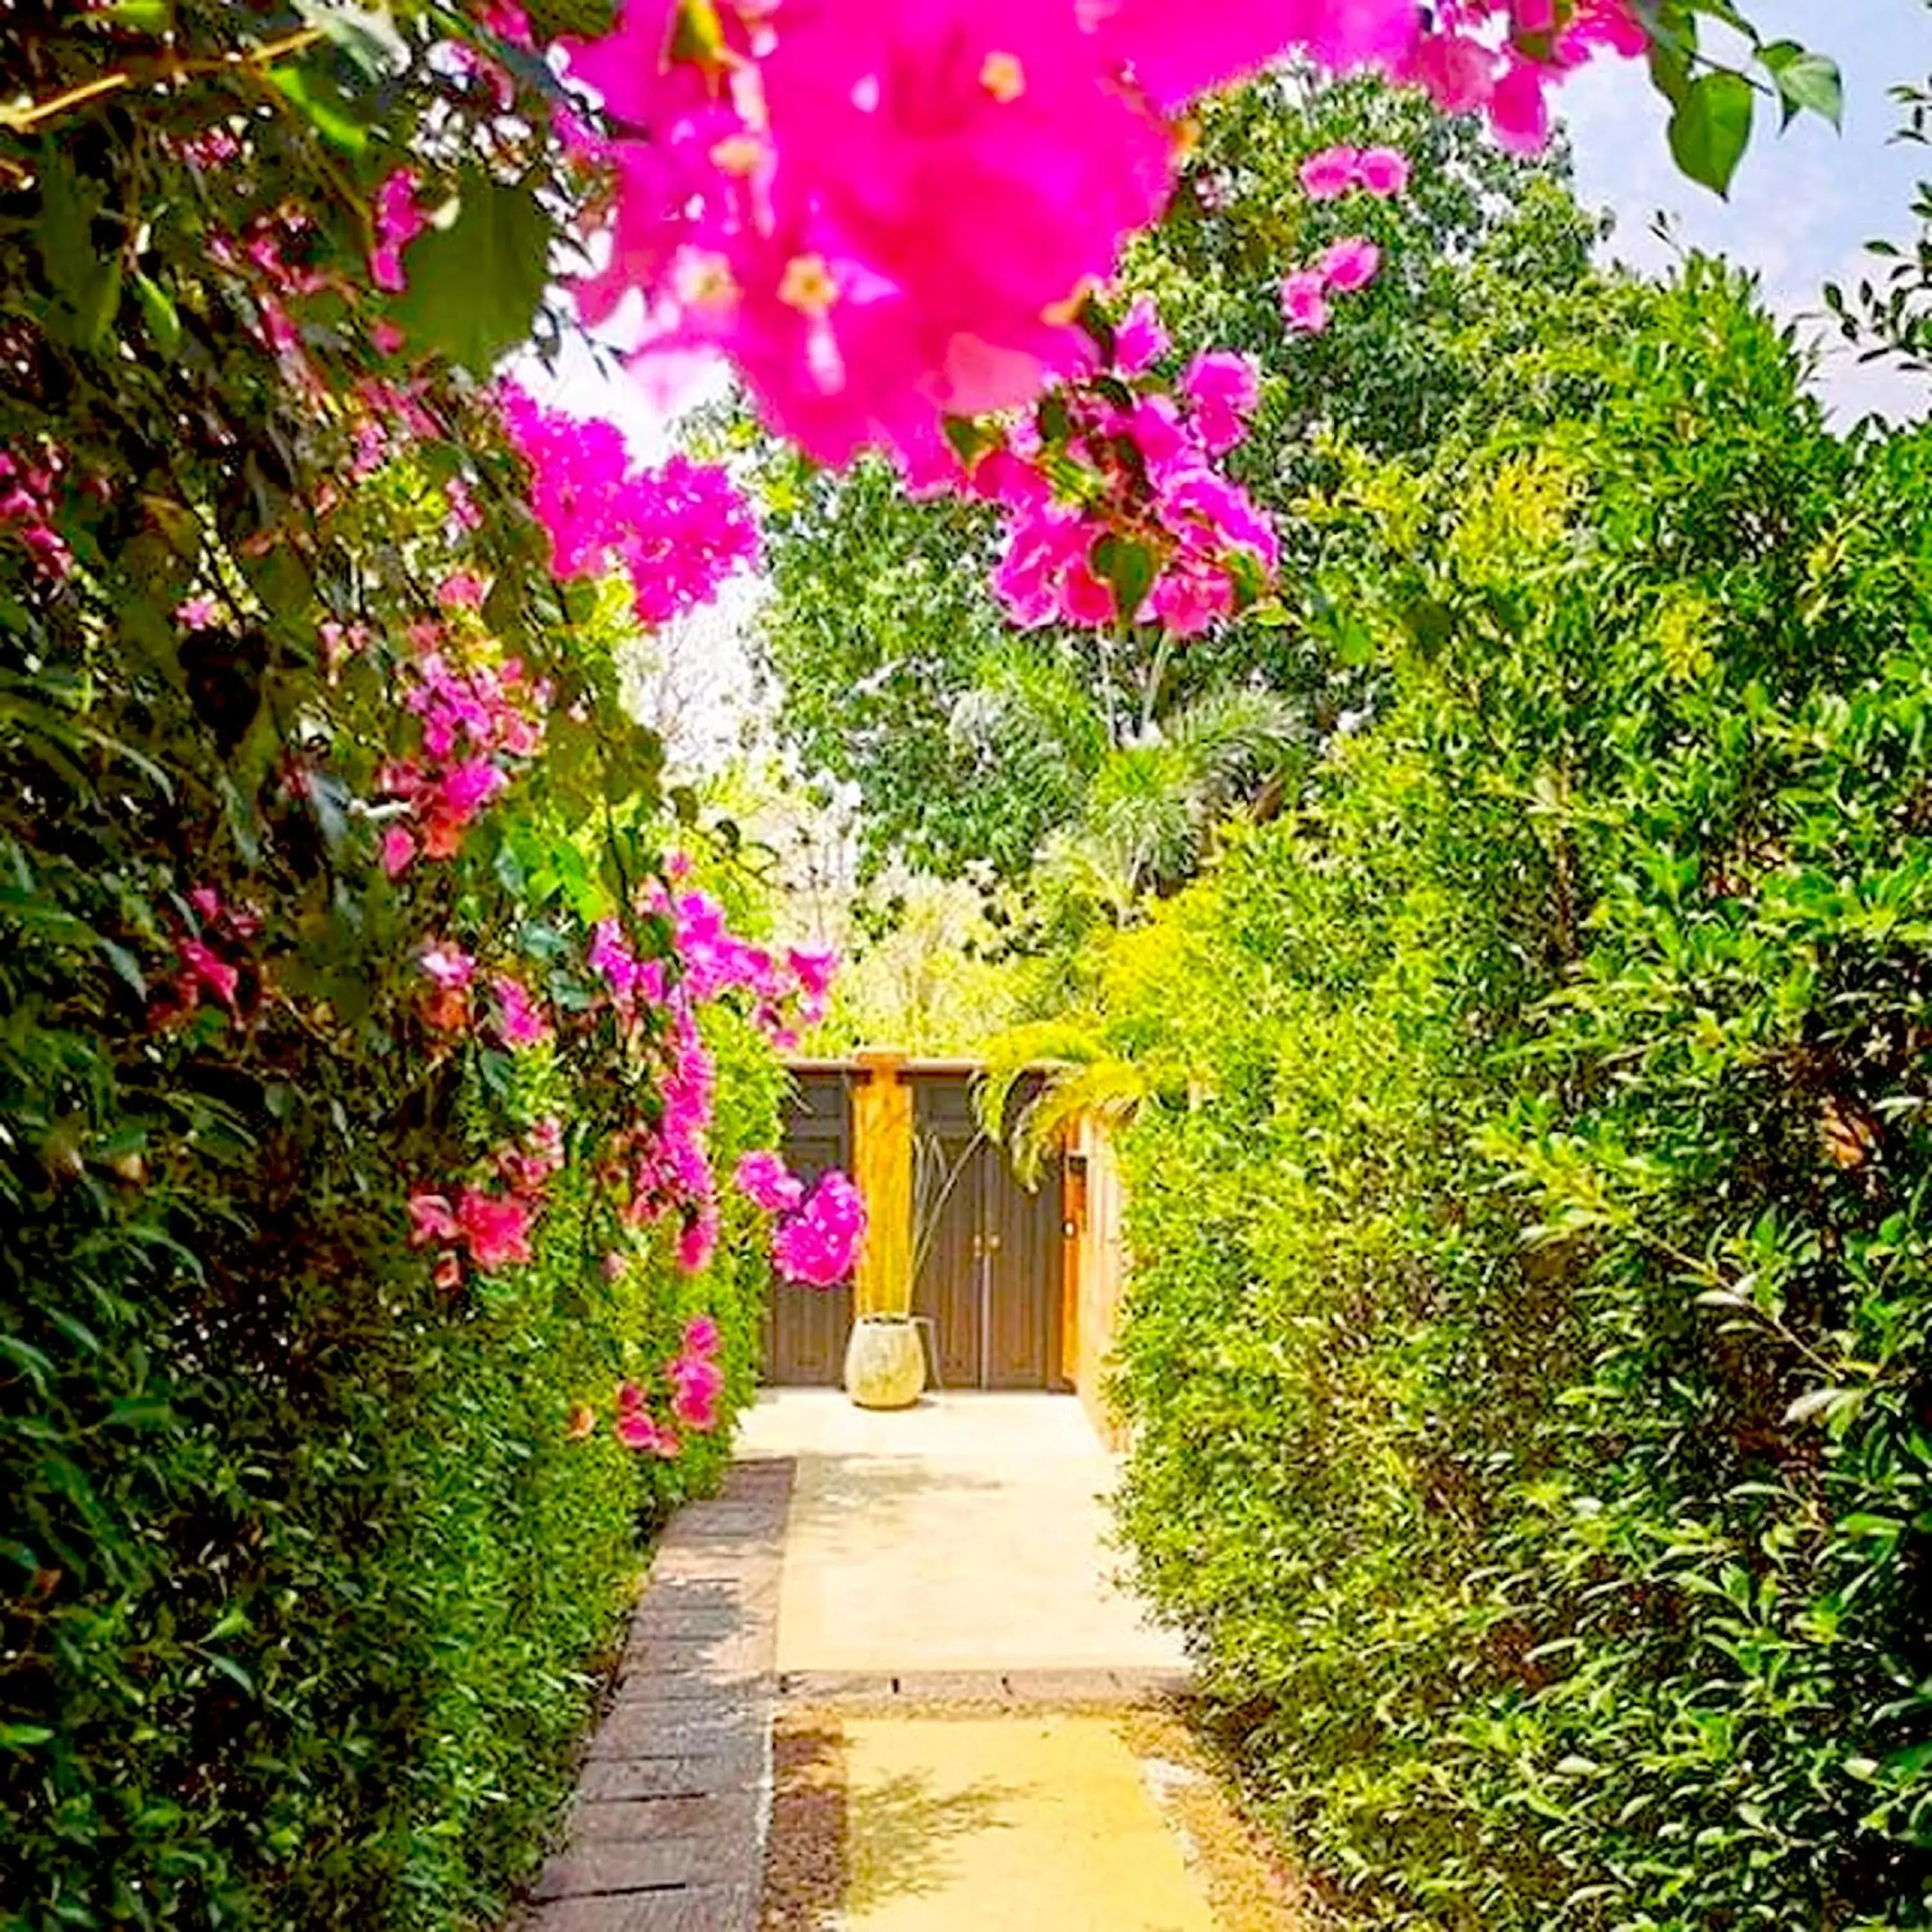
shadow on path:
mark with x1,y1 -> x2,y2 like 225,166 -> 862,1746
758,1716 -> 1019,1930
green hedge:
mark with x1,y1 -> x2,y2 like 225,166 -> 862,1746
1,1007 -> 781,1932
1085,265 -> 1932,1929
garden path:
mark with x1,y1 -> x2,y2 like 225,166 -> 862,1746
737,1388 -> 1189,1686
529,1394 -> 1304,1931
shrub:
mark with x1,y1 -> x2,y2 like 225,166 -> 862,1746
1077,265 -> 1932,1929
0,15 -> 791,1922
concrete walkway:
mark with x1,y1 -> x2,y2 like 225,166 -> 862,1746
526,1394 -> 1247,1932
735,1390 -> 1189,1686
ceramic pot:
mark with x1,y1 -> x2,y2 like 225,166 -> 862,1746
843,1314 -> 925,1410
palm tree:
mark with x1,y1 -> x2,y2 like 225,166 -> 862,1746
1030,687 -> 1310,914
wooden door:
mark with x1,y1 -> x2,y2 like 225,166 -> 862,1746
978,1134 -> 1064,1388
761,1070 -> 855,1385
910,1075 -> 984,1388
911,1074 -> 1065,1390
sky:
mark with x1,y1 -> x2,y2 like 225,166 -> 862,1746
1562,0 -> 1932,422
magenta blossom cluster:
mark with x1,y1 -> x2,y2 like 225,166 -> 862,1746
1411,0 -> 1648,153
1280,137 -> 1410,335
585,893 -> 838,1275
407,1116 -> 561,1283
730,1149 -> 866,1287
380,636 -> 548,875
1281,238 -> 1383,336
497,385 -> 757,629
150,885 -> 263,1030
0,444 -> 73,581
396,883 -> 838,1307
593,1311 -> 726,1456
370,169 -> 429,294
735,1149 -> 804,1216
1298,142 -> 1411,200
551,0 -> 1643,472
773,1170 -> 869,1289
978,301 -> 1275,638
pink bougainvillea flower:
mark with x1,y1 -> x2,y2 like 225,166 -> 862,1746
176,938 -> 240,1012
616,1378 -> 647,1414
1113,294 -> 1171,377
419,942 -> 475,989
1090,0 -> 1416,113
1562,0 -> 1651,59
1298,144 -> 1359,199
669,1350 -> 724,1431
429,758 -> 509,840
683,1313 -> 721,1358
478,0 -> 535,45
1179,350 -> 1261,457
1280,269 -> 1331,335
676,1205 -> 719,1275
1319,237 -> 1382,293
455,1186 -> 535,1271
175,594 -> 220,629
498,385 -> 757,623
614,1406 -> 661,1451
493,974 -> 552,1049
772,1170 -> 867,1287
370,168 -> 428,294
616,1408 -> 681,1457
407,1192 -> 459,1245
381,825 -> 417,878
1488,57 -> 1551,153
436,571 -> 488,610
735,1148 -> 806,1215
1403,28 -> 1495,115
1356,145 -> 1410,196
786,945 -> 838,1025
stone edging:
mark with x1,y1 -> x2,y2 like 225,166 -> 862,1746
520,1456 -> 793,1932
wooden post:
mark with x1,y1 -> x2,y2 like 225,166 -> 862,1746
850,1049 -> 913,1317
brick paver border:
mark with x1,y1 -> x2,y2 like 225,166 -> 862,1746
520,1457 -> 793,1932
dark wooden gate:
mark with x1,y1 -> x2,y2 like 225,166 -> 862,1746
759,1067 -> 855,1385
910,1072 -> 1065,1391
761,1063 -> 1066,1390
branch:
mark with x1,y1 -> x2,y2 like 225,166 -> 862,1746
0,27 -> 327,138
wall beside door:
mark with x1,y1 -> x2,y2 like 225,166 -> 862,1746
1064,1113 -> 1128,1447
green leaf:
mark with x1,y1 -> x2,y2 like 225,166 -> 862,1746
33,153 -> 122,352
291,0 -> 408,75
1759,41 -> 1844,131
88,0 -> 175,26
266,64 -> 370,153
205,1654 -> 256,1696
941,414 -> 1001,472
1091,533 -> 1156,627
1404,598 -> 1455,655
390,173 -> 552,377
132,272 -> 181,357
1669,70 -> 1755,197
0,1725 -> 55,1750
